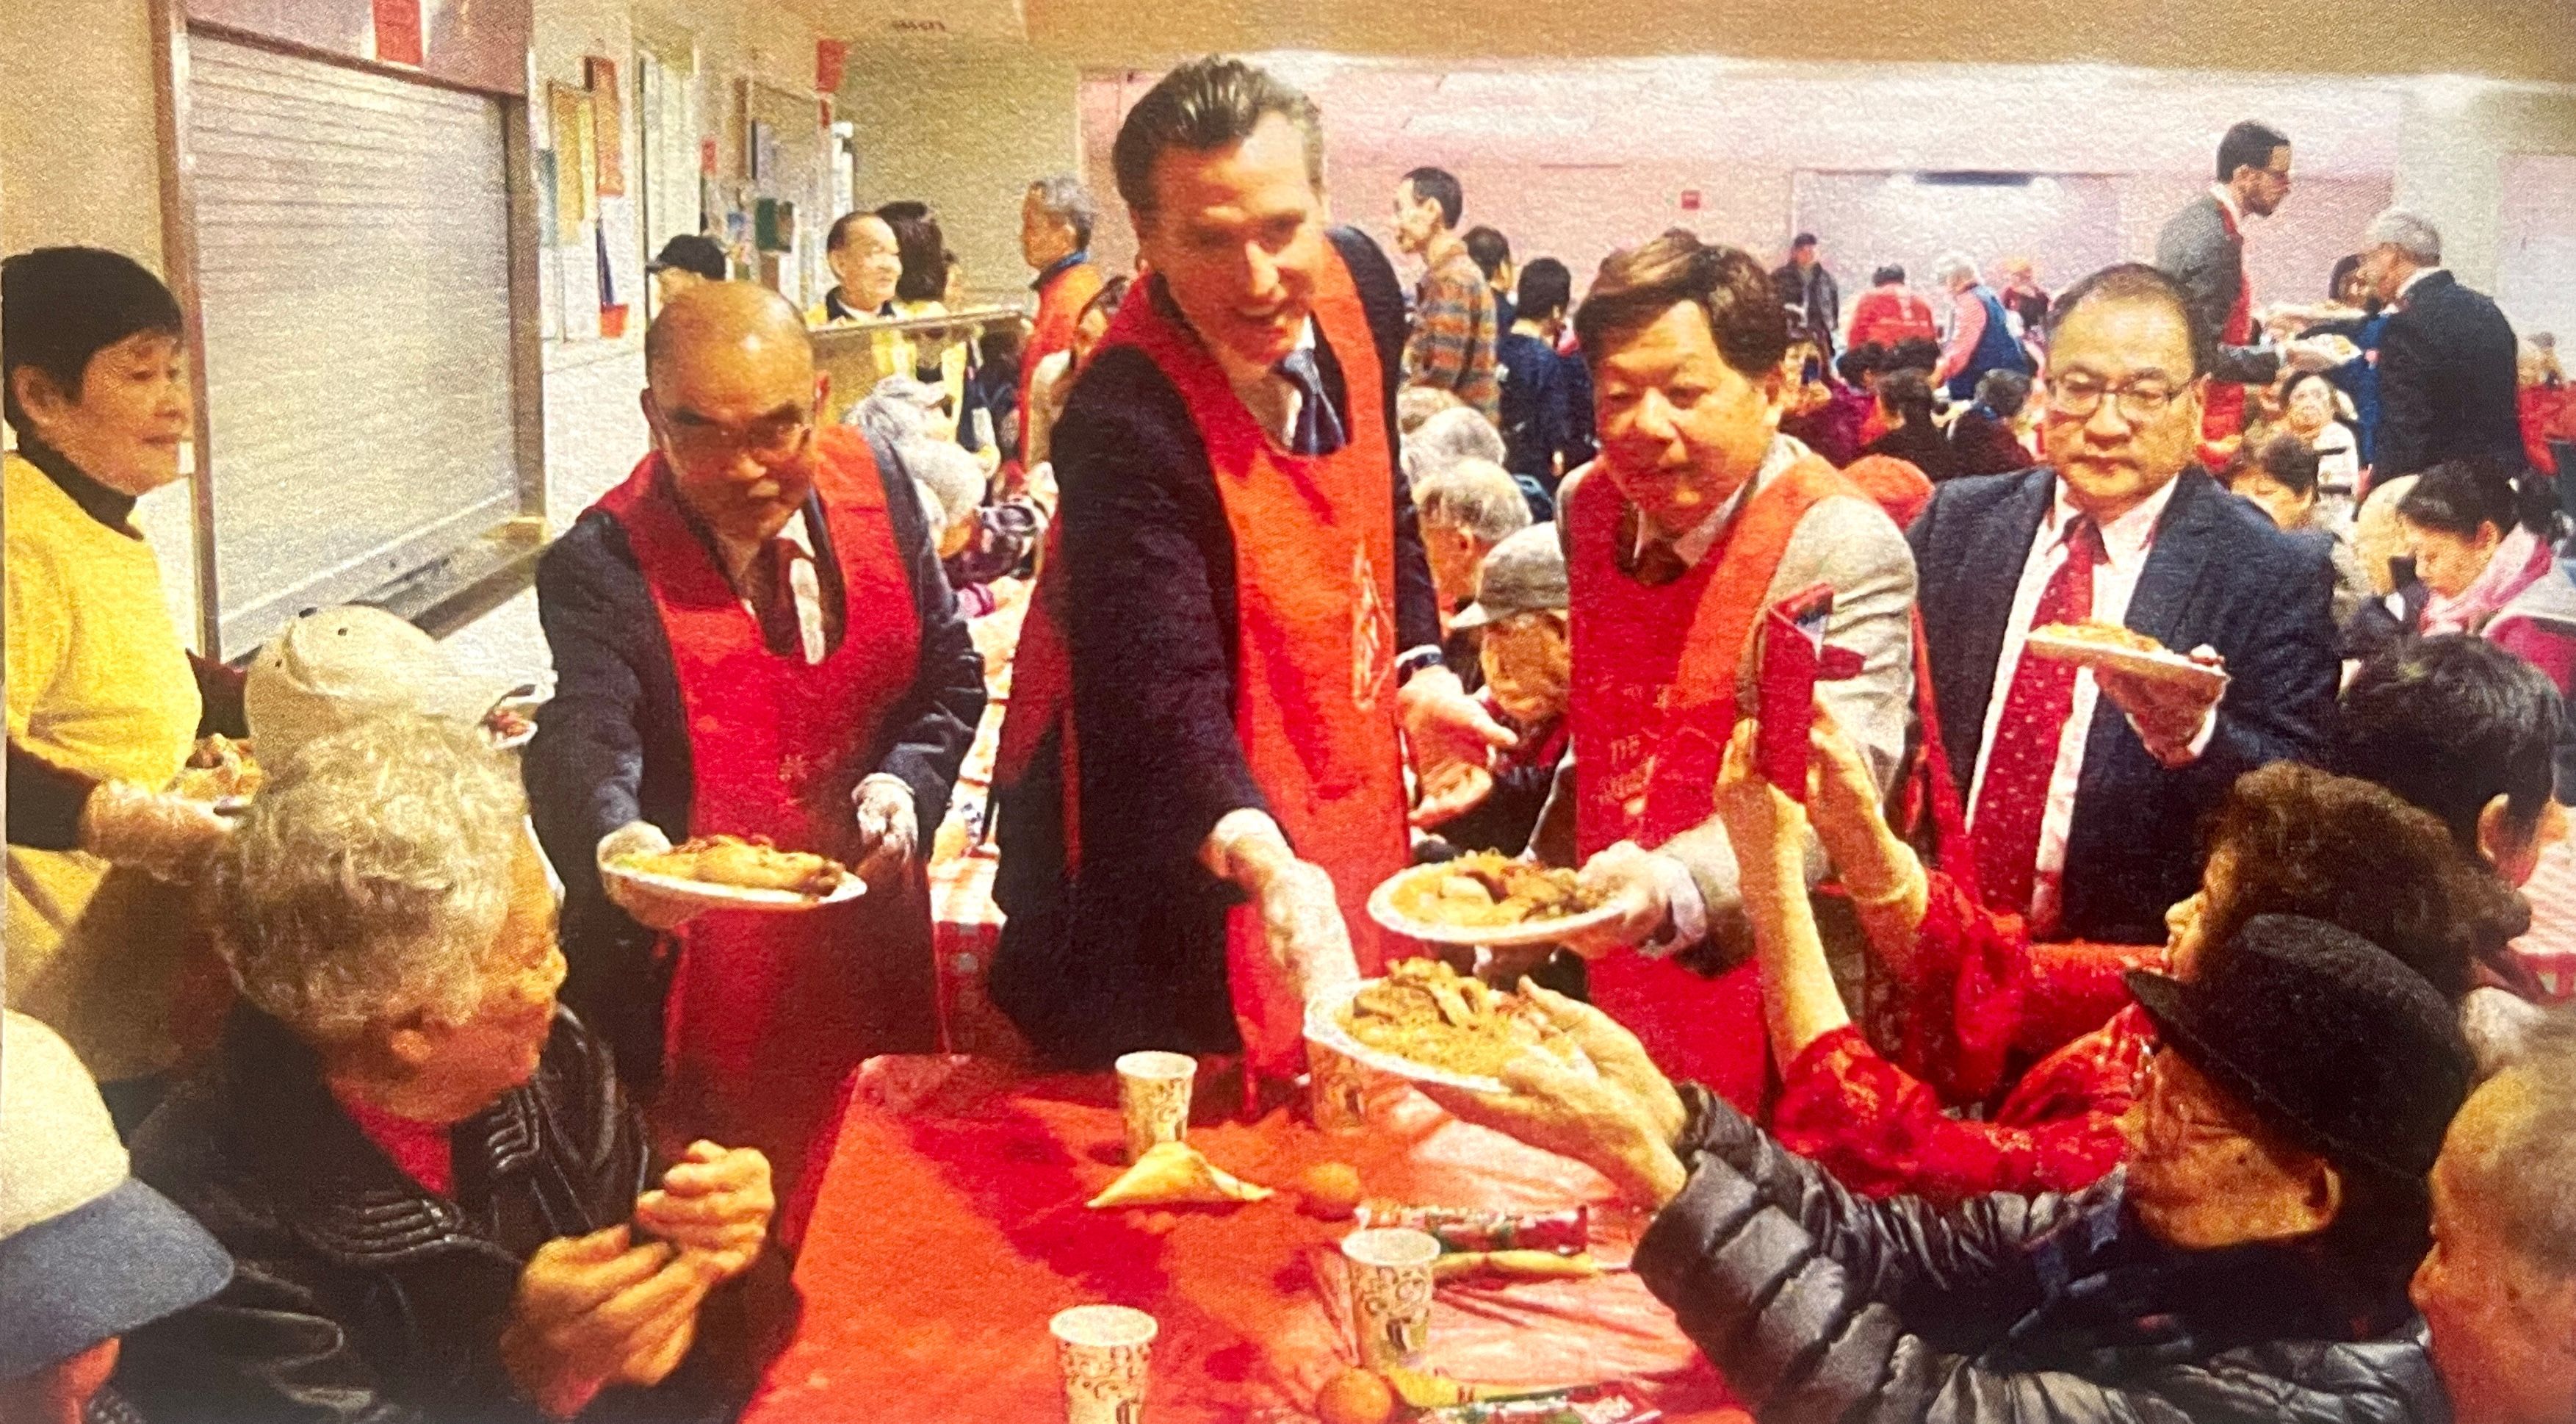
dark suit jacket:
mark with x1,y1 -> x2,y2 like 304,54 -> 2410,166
1909,467 -> 2338,941
989,226 -> 1440,1067
523,430 -> 986,1085
2375,270 -> 2525,480
2154,195 -> 2280,388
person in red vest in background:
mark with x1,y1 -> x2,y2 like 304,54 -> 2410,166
1543,231 -> 1919,1114
989,57 -> 1496,1090
525,282 -> 985,1206
2156,121 -> 2302,464
1017,175 -> 1105,473
1847,264 -> 1938,351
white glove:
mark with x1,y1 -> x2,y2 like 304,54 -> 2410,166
596,821 -> 705,931
79,780 -> 231,882
851,777 -> 919,877
1258,857 -> 1361,1003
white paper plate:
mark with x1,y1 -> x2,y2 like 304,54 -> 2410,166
2024,629 -> 2229,694
1365,864 -> 1624,949
1305,977 -> 1597,1096
1305,978 -> 1511,1094
482,694 -> 545,752
601,858 -> 867,914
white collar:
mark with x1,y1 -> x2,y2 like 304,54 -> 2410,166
1639,434 -> 1811,567
2209,184 -> 2245,227
712,505 -> 813,589
1211,316 -> 1316,397
2046,472 -> 2178,573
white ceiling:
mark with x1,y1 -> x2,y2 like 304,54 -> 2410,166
1229,57 -> 2413,176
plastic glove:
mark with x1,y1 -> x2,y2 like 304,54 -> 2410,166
596,821 -> 704,931
851,777 -> 918,877
79,780 -> 231,882
1255,857 -> 1360,1002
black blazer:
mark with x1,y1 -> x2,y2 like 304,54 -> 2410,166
2375,270 -> 2525,481
1908,467 -> 2339,941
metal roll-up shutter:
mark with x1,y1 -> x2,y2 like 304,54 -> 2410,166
187,34 -> 519,657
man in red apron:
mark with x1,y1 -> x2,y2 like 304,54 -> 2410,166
2154,121 -> 2299,465
989,57 -> 1492,1090
1548,233 -> 1919,1117
525,283 -> 986,1203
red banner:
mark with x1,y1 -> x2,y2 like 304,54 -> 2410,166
372,0 -> 422,65
817,38 -> 848,96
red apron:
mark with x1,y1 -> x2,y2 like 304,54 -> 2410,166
997,251 -> 1410,1084
1018,259 -> 1106,456
1566,455 -> 1857,1114
2201,204 -> 2255,450
596,428 -> 937,1187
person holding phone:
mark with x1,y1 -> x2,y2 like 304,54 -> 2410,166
1538,231 -> 1916,1113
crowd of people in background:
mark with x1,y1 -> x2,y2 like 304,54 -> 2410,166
10,50 -> 2576,1424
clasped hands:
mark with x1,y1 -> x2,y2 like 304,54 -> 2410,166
501,1141 -> 772,1419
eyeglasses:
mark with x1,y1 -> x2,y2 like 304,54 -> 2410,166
661,413 -> 814,464
2048,373 -> 2198,426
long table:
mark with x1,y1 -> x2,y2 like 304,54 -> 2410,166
745,1057 -> 1752,1423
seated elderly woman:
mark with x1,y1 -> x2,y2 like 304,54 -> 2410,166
1430,905 -> 2469,1423
118,715 -> 773,1423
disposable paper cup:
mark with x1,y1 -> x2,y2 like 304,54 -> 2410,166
1050,1304 -> 1157,1424
1115,1051 -> 1196,1163
1339,1227 -> 1440,1370
1306,1041 -> 1371,1134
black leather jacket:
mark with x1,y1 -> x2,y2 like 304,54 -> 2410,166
1634,1087 -> 2447,1424
116,1007 -> 743,1423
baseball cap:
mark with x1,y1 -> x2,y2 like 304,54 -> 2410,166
0,1012 -> 232,1380
1449,523 -> 1567,630
646,234 -> 728,282
2126,913 -> 2471,1183
245,605 -> 510,765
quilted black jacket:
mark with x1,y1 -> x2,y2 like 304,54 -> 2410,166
1634,1087 -> 2446,1424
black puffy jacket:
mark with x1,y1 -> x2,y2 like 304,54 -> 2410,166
1634,1087 -> 2447,1424
116,1007 -> 748,1423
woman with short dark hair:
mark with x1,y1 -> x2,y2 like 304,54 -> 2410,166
2401,460 -> 2576,704
1858,367 -> 1960,479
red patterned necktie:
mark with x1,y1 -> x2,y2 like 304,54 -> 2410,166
1971,515 -> 2107,919
755,537 -> 807,661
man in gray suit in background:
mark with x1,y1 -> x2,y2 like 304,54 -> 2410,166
2156,121 -> 2295,452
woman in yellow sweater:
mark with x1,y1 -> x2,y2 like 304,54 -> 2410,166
5,247 -> 240,1124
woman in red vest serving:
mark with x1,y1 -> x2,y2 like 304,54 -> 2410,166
1547,232 -> 1920,1116
989,57 -> 1498,1088
524,283 -> 986,1204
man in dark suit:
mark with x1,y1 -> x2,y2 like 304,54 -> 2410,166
2358,208 -> 2525,481
1911,264 -> 2339,943
2154,121 -> 2295,454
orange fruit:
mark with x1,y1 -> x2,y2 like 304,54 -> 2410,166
1316,1368 -> 1396,1424
1298,1161 -> 1364,1220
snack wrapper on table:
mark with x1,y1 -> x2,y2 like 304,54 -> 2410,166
1357,1204 -> 1591,1256
1413,1380 -> 1664,1423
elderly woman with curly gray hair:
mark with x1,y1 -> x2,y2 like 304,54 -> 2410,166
117,715 -> 775,1424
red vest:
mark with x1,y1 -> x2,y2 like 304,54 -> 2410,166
595,428 -> 936,1184
2201,203 -> 2256,449
997,249 -> 1410,1082
1566,453 -> 1858,1113
1019,259 -> 1106,439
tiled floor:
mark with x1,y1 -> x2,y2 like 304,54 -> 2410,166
437,342 -> 646,690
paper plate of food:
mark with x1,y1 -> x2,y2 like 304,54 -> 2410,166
1305,958 -> 1592,1095
172,733 -> 262,816
2024,620 -> 2228,694
1367,852 -> 1620,948
480,688 -> 544,752
602,833 -> 866,913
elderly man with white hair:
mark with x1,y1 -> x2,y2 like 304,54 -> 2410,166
118,715 -> 775,1423
1413,455 -> 1534,690
1019,173 -> 1106,442
2356,208 -> 2525,481
1930,251 -> 2032,403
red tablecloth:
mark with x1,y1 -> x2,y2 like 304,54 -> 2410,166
746,1057 -> 1750,1423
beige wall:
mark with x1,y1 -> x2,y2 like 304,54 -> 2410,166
2395,85 -> 2576,296
0,0 -> 166,263
833,42 -> 1084,304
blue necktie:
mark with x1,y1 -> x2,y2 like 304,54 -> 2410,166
1275,348 -> 1346,456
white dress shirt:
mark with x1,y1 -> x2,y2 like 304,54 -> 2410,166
1965,475 -> 2215,928
712,507 -> 828,666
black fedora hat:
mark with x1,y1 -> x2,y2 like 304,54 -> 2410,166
2126,913 -> 2469,1182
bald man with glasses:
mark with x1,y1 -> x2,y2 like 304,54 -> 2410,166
1908,263 -> 2338,946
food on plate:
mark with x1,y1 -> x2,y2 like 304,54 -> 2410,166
172,734 -> 263,802
1431,1249 -> 1601,1283
1298,1161 -> 1364,1221
1316,1368 -> 1398,1424
2032,619 -> 2163,655
1357,1202 -> 1591,1255
1384,852 -> 1598,930
483,704 -> 535,741
1337,960 -> 1581,1084
1085,1140 -> 1273,1209
613,834 -> 850,897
